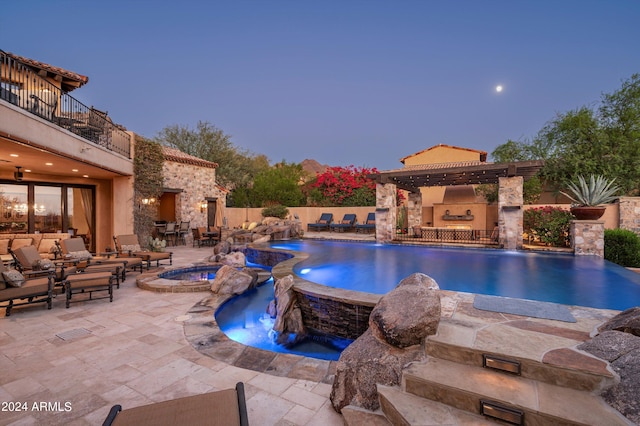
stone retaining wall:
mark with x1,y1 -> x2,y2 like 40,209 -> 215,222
248,245 -> 380,341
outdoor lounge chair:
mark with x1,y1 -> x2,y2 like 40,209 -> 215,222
10,245 -> 77,284
59,237 -> 144,277
307,213 -> 333,232
0,262 -> 55,316
330,213 -> 357,232
114,234 -> 172,269
355,212 -> 376,233
102,382 -> 249,426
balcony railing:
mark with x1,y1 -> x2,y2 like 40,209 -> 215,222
0,50 -> 131,158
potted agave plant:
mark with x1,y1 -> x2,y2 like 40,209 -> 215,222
561,174 -> 620,220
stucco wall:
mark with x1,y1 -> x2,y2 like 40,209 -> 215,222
402,145 -> 483,166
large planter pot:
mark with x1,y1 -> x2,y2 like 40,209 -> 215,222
570,206 -> 606,220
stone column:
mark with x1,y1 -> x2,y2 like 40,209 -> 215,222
618,197 -> 640,235
376,183 -> 397,243
571,220 -> 605,257
498,176 -> 523,250
407,191 -> 422,237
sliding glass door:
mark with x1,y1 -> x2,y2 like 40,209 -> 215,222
0,182 -> 94,249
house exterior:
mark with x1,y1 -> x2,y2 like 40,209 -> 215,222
0,50 -> 223,251
399,144 -> 493,228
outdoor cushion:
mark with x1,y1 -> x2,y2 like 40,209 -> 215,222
0,239 -> 9,255
10,238 -> 33,251
3,269 -> 25,287
38,238 -> 59,254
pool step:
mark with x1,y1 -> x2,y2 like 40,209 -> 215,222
397,357 -> 629,425
377,384 -> 495,425
427,317 -> 616,391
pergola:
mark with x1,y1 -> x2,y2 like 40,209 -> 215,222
372,160 -> 545,191
370,160 -> 545,249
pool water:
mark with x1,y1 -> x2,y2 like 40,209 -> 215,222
216,240 -> 640,361
215,277 -> 352,361
160,265 -> 222,281
268,240 -> 640,311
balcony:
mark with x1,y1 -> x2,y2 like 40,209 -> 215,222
0,50 -> 130,158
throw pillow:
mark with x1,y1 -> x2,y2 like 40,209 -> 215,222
69,250 -> 93,260
121,244 -> 141,252
32,259 -> 53,271
2,270 -> 25,288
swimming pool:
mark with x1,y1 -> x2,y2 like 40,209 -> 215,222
267,240 -> 640,311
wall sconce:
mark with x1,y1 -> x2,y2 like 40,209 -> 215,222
141,197 -> 156,205
200,201 -> 208,213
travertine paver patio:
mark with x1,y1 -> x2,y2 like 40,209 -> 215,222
1,234 -> 627,425
0,244 -> 343,426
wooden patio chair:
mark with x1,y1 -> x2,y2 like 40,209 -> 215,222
114,234 -> 172,269
103,382 -> 249,426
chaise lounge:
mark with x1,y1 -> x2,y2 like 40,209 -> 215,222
0,263 -> 55,316
355,212 -> 376,233
103,382 -> 249,426
307,213 -> 333,232
114,234 -> 173,269
330,213 -> 357,232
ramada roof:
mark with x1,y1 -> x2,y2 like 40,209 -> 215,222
6,51 -> 89,92
373,160 -> 544,191
162,146 -> 218,169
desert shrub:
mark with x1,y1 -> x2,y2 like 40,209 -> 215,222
604,228 -> 640,267
523,206 -> 574,247
261,204 -> 289,219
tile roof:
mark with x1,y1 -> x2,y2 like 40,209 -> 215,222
400,144 -> 488,164
162,146 -> 219,169
383,160 -> 487,174
6,51 -> 89,91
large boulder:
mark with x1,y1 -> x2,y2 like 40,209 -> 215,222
210,265 -> 257,295
213,240 -> 231,255
369,273 -> 441,348
218,251 -> 246,267
598,307 -> 640,337
330,329 -> 423,411
579,330 -> 640,424
272,275 -> 307,345
330,273 -> 441,412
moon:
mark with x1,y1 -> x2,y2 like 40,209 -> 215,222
495,85 -> 503,93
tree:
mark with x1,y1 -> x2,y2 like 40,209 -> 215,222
491,74 -> 640,195
249,161 -> 305,207
155,121 -> 269,189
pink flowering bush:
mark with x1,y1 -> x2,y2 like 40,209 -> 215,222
524,206 -> 575,247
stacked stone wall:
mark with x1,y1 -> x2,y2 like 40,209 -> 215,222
376,183 -> 397,243
163,161 -> 226,243
618,197 -> 640,235
498,176 -> 523,250
571,220 -> 604,257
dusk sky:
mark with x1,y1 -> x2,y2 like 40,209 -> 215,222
3,1 -> 640,170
